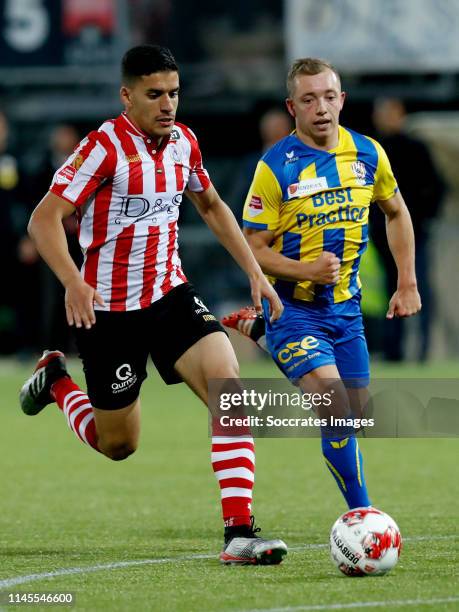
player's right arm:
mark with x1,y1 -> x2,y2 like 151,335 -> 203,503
243,227 -> 340,285
242,159 -> 340,285
28,192 -> 104,329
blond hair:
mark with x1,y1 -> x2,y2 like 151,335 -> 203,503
287,58 -> 341,97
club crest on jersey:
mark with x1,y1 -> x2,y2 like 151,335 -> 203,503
248,195 -> 264,217
55,165 -> 76,185
170,128 -> 180,141
351,161 -> 367,185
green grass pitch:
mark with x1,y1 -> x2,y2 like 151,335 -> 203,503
0,358 -> 458,611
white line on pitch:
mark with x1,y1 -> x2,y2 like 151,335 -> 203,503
0,554 -> 215,590
0,535 -> 456,590
241,597 -> 459,612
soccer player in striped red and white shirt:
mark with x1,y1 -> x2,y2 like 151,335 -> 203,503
20,45 -> 287,565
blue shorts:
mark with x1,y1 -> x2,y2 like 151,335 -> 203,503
263,293 -> 369,388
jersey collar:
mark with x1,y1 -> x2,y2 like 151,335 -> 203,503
117,113 -> 171,151
290,126 -> 343,155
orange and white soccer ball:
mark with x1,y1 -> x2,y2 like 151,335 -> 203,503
330,507 -> 402,576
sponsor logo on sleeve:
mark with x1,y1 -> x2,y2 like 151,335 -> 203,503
248,195 -> 264,217
71,154 -> 84,170
55,165 -> 77,185
287,177 -> 329,199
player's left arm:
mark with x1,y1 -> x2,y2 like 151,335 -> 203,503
185,185 -> 283,321
377,191 -> 421,319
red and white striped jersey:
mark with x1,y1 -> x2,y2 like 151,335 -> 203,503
50,113 -> 211,311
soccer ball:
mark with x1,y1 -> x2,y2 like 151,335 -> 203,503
330,507 -> 402,576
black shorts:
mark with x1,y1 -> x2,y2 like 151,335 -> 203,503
74,282 -> 225,410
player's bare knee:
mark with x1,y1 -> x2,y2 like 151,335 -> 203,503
105,444 -> 136,461
99,439 -> 138,461
300,373 -> 350,419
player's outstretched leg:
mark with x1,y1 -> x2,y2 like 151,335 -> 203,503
214,426 -> 287,565
175,332 -> 287,565
20,350 -> 99,451
221,306 -> 267,351
211,422 -> 287,565
321,434 -> 370,509
299,366 -> 371,510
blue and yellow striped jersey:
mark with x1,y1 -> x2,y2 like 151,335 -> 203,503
242,126 -> 398,304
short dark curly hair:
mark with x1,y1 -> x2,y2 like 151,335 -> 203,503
122,45 -> 178,84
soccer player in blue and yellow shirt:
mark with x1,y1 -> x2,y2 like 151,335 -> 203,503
223,58 -> 421,509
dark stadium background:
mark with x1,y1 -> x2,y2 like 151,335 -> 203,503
0,0 -> 458,361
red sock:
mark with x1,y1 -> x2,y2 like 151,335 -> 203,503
211,431 -> 254,527
51,376 -> 99,452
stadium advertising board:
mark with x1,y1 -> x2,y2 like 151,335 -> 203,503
286,0 -> 459,73
0,0 -> 127,72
